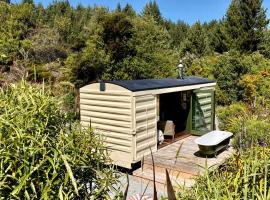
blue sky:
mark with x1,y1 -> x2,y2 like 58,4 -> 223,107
12,0 -> 270,24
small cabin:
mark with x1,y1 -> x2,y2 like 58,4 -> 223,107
80,77 -> 216,168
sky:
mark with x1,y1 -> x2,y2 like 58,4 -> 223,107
12,0 -> 270,24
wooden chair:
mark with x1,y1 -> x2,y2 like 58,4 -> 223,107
157,120 -> 175,140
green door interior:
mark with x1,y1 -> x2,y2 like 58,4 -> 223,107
191,89 -> 215,136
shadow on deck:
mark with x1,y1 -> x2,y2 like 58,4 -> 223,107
132,135 -> 234,189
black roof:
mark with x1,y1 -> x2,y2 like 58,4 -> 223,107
106,77 -> 215,92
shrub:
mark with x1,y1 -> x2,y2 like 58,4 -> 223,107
178,147 -> 270,199
217,102 -> 270,149
233,118 -> 270,149
0,81 -> 117,199
217,103 -> 248,133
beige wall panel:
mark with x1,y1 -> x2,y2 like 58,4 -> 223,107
136,121 -> 156,132
80,83 -> 134,168
136,131 -> 156,143
80,126 -> 132,141
136,139 -> 157,158
81,116 -> 131,128
136,112 -> 156,123
80,99 -> 131,109
135,101 -> 156,108
109,151 -> 133,169
104,137 -> 131,148
81,121 -> 132,134
136,104 -> 156,113
81,110 -> 131,122
80,104 -> 130,115
136,95 -> 155,103
134,94 -> 157,162
80,93 -> 131,103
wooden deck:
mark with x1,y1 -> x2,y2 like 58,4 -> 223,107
133,135 -> 234,188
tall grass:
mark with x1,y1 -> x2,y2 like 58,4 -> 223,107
178,147 -> 270,199
0,81 -> 118,199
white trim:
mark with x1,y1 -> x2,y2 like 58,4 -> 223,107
134,82 -> 216,96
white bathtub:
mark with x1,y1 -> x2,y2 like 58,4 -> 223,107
195,131 -> 233,156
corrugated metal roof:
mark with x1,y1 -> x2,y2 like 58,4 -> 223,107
106,77 -> 215,92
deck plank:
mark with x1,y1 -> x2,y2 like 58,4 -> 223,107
133,135 -> 234,187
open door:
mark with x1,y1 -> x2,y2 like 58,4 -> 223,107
191,89 -> 215,136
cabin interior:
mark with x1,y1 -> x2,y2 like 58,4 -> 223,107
156,91 -> 192,148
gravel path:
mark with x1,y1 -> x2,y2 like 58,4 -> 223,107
113,173 -> 167,199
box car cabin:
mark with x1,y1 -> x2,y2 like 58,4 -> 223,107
80,77 -> 216,168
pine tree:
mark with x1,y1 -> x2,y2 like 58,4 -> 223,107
142,1 -> 163,24
168,20 -> 190,49
115,2 -> 121,12
123,4 -> 136,17
22,0 -> 34,4
180,22 -> 208,57
0,0 -> 10,3
225,0 -> 269,52
206,20 -> 229,53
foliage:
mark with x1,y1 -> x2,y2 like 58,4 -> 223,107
205,20 -> 229,53
185,52 -> 270,105
217,103 -> 248,133
28,27 -> 67,63
213,52 -> 251,104
180,22 -> 208,57
142,0 -> 163,24
217,101 -> 270,149
224,0 -> 269,52
0,81 -> 118,199
65,12 -> 177,87
178,97 -> 270,199
187,54 -> 219,79
167,20 -> 189,49
178,147 -> 270,199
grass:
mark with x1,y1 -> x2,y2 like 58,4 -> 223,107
177,146 -> 270,199
0,81 -> 118,199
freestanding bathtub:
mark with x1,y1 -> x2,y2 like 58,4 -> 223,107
195,131 -> 233,156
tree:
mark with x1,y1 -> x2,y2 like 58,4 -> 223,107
115,2 -> 121,12
167,20 -> 190,49
22,0 -> 34,4
101,13 -> 134,62
213,52 -> 252,104
225,0 -> 269,52
259,29 -> 270,58
180,22 -> 208,57
0,0 -> 10,4
142,1 -> 163,24
65,13 -> 178,87
206,20 -> 229,53
122,3 -> 136,17
64,17 -> 110,87
102,16 -> 177,80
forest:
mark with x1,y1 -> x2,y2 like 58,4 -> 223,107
0,0 -> 270,199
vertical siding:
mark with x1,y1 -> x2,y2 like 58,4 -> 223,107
135,95 -> 157,160
80,84 -> 133,168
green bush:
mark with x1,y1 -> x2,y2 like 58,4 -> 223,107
217,103 -> 270,149
217,103 -> 248,133
178,147 -> 270,199
233,118 -> 270,149
0,81 -> 117,199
